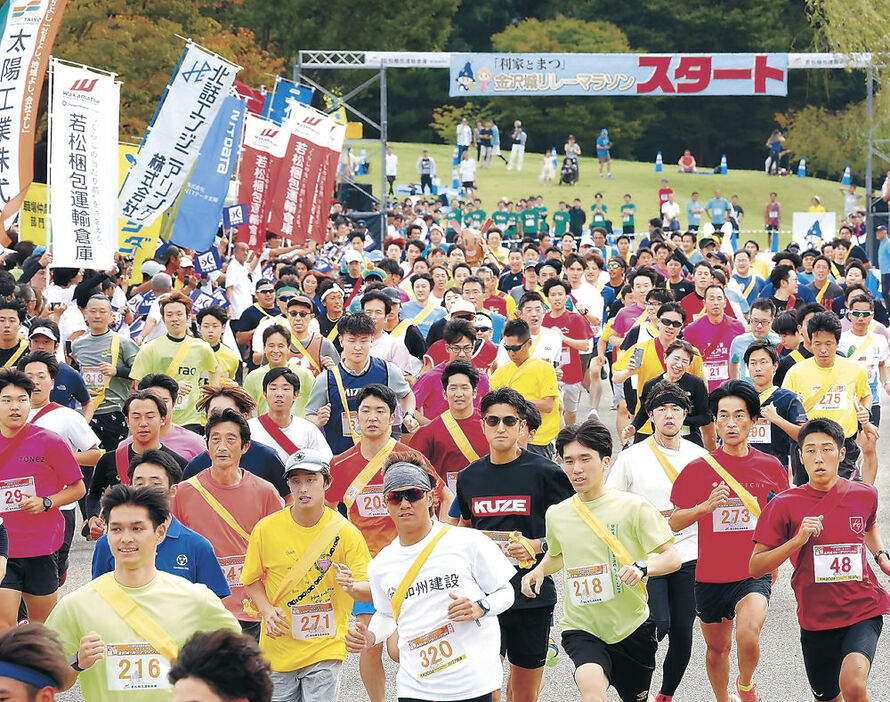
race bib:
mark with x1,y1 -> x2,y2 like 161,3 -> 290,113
105,643 -> 171,691
769,210 -> 779,218
661,508 -> 692,538
446,471 -> 459,496
567,564 -> 615,605
218,555 -> 245,590
703,362 -> 729,382
481,530 -> 519,566
408,623 -> 466,679
713,497 -> 757,532
0,477 -> 34,513
174,392 -> 188,410
813,544 -> 863,583
291,602 -> 335,639
560,346 -> 571,366
356,486 -> 388,518
748,418 -> 771,444
340,412 -> 362,438
812,385 -> 846,411
82,366 -> 107,395
863,363 -> 878,385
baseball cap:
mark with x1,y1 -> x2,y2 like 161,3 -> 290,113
283,449 -> 330,479
709,251 -> 728,264
601,128 -> 608,135
179,256 -> 193,268
255,278 -> 274,292
523,261 -> 537,270
877,225 -> 888,232
812,195 -> 821,202
343,249 -> 362,264
29,326 -> 58,342
364,268 -> 386,281
141,260 -> 163,277
699,237 -> 717,250
450,300 -> 476,316
380,288 -> 402,305
474,313 -> 492,330
579,235 -> 594,248
287,295 -> 315,310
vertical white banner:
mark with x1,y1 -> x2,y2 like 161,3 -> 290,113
792,211 -> 837,250
49,60 -> 118,269
118,43 -> 240,227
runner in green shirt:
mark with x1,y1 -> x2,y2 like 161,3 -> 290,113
521,420 -> 681,702
534,195 -> 549,232
620,194 -> 637,234
552,202 -> 571,237
521,205 -> 539,236
492,205 -> 510,234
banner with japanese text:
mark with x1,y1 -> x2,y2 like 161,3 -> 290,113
268,104 -> 345,244
168,94 -> 245,252
0,0 -> 68,244
48,61 -> 118,269
118,42 -> 239,228
450,53 -> 788,97
232,79 -> 266,115
236,113 -> 289,252
20,182 -> 47,244
263,78 -> 313,125
117,144 -> 164,272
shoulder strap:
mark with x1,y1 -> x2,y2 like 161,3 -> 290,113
816,281 -> 831,304
164,338 -> 194,377
3,340 -> 27,368
115,445 -> 131,485
90,573 -> 179,662
441,411 -> 480,463
390,320 -> 411,339
330,366 -> 360,444
802,370 -> 839,413
701,454 -> 762,517
570,495 -> 646,596
185,476 -> 251,541
791,349 -> 804,363
411,305 -> 436,327
32,402 -> 62,422
91,333 -> 121,408
743,277 -> 756,299
646,437 -> 679,482
258,414 -> 300,456
343,438 -> 397,509
391,525 -> 452,622
290,334 -> 321,372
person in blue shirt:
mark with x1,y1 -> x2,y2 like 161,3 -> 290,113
685,191 -> 704,231
596,128 -> 612,179
705,189 -> 731,227
878,225 -> 890,310
181,383 -> 289,499
26,320 -> 93,416
731,249 -> 767,304
91,449 -> 230,599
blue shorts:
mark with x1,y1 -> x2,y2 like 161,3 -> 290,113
352,600 -> 375,616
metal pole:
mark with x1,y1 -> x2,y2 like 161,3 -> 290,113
866,66 -> 875,263
379,64 -> 388,249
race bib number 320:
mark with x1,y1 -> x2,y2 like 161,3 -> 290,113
105,643 -> 171,691
408,623 -> 466,679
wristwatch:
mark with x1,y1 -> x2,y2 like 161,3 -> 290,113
42,497 -> 53,512
633,560 -> 649,578
70,652 -> 84,672
476,598 -> 491,618
873,550 -> 889,564
540,537 -> 549,554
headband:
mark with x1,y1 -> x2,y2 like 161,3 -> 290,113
275,286 -> 299,298
648,391 -> 689,413
0,661 -> 57,690
382,461 -> 433,496
321,285 -> 345,301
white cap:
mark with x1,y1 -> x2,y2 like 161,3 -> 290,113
579,236 -> 594,248
450,300 -> 476,316
343,249 -> 362,264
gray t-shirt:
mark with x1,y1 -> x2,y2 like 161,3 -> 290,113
70,330 -> 139,413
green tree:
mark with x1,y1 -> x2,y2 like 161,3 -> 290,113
491,14 -> 629,53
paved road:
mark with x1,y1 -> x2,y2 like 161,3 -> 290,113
56,392 -> 890,701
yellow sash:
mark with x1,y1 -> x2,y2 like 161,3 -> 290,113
410,304 -> 436,328
254,302 -> 276,318
164,337 -> 194,377
391,525 -> 452,622
646,437 -> 678,482
291,334 -> 321,372
327,325 -> 340,342
791,349 -> 804,363
330,366 -> 360,444
701,454 -> 762,517
631,309 -> 649,328
243,511 -> 346,616
91,573 -> 179,662
390,320 -> 412,339
742,277 -> 756,299
186,477 -> 251,541
2,340 -> 27,368
343,438 -> 397,509
91,332 -> 121,408
441,411 -> 480,463
571,495 -> 647,597
815,281 -> 831,304
849,334 -> 874,361
801,371 -> 840,413
759,385 -> 777,404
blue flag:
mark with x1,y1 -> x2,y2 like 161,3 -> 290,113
169,96 -> 246,251
263,79 -> 313,125
193,248 -> 222,275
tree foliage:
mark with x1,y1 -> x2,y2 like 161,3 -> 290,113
430,102 -> 496,142
491,14 -> 630,53
778,103 -> 867,178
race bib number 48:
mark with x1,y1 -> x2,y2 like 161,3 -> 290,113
105,643 -> 171,691
567,564 -> 615,605
712,497 -> 756,532
814,544 -> 863,583
0,477 -> 34,513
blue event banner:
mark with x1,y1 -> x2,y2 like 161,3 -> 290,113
263,79 -> 314,125
169,95 -> 246,251
450,53 -> 788,97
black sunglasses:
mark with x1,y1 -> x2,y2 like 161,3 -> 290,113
385,488 -> 426,505
659,318 -> 683,328
484,415 -> 521,427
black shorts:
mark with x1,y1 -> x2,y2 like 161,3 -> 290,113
0,554 -> 59,596
694,575 -> 771,624
498,606 -> 553,669
580,352 -> 593,375
562,618 -> 657,702
801,616 -> 883,701
871,405 -> 881,428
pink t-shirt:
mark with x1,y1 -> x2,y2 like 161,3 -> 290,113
122,423 -> 206,461
543,310 -> 592,384
412,362 -> 490,421
0,424 -> 83,558
684,314 -> 746,391
610,303 -> 646,338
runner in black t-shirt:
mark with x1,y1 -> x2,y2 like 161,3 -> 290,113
457,387 -> 573,702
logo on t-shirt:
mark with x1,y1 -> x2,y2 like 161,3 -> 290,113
850,516 -> 865,534
175,554 -> 188,568
471,495 -> 531,516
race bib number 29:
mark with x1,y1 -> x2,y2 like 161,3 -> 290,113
0,477 -> 34,514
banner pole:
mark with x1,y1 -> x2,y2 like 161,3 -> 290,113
46,58 -> 55,257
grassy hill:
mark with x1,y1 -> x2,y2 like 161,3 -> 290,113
350,140 -> 854,249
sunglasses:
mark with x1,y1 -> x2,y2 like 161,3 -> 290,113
257,289 -> 274,295
278,295 -> 296,303
849,310 -> 873,318
385,488 -> 426,505
503,343 -> 528,352
484,415 -> 521,427
289,310 -> 312,318
607,263 -> 623,270
474,326 -> 491,333
659,318 -> 683,328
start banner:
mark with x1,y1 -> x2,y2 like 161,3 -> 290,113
49,60 -> 118,270
450,53 -> 788,97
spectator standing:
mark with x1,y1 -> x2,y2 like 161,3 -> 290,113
766,129 -> 785,174
658,179 -> 674,212
458,151 -> 477,197
384,146 -> 398,196
507,121 -> 527,171
840,183 -> 862,217
478,121 -> 493,168
661,192 -> 681,232
569,198 -> 586,236
705,189 -> 731,230
764,192 -> 782,249
620,194 -> 636,234
596,128 -> 612,178
472,119 -> 483,160
686,191 -> 703,231
878,225 -> 890,310
456,117 -> 472,159
415,149 -> 436,196
564,134 -> 581,159
225,242 -> 257,321
491,118 -> 507,164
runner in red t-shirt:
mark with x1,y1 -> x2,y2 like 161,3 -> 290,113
669,380 -> 788,702
409,360 -> 489,505
542,278 -> 593,426
423,336 -> 497,374
751,417 -> 890,702
683,285 -> 745,393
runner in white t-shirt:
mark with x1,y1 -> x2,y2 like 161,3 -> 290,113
346,454 -> 515,702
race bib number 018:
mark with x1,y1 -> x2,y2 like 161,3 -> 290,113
408,623 -> 467,679
813,544 -> 863,583
0,477 -> 34,514
291,602 -> 335,639
712,497 -> 756,533
105,643 -> 171,691
567,564 -> 615,605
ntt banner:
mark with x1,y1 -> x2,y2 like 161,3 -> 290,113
450,53 -> 788,97
49,61 -> 118,270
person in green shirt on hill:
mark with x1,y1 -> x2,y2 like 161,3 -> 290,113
591,192 -> 609,229
469,198 -> 487,228
493,200 -> 510,232
506,202 -> 521,239
552,201 -> 571,237
534,195 -> 549,232
620,194 -> 636,234
521,201 -> 539,236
